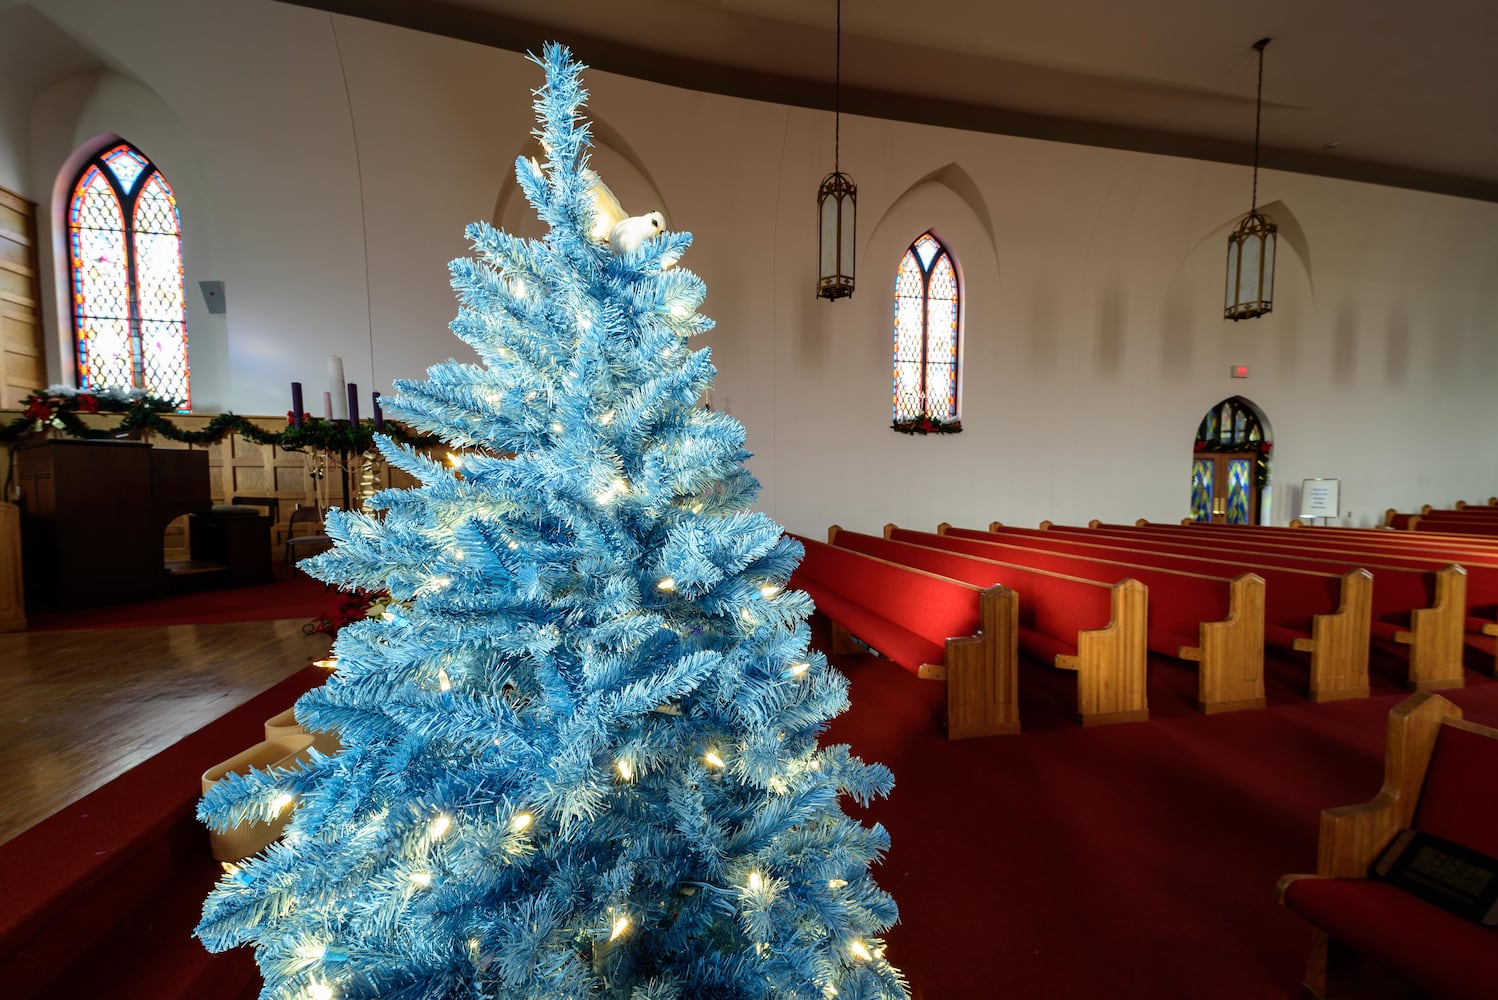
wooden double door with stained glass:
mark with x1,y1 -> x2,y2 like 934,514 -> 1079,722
1191,452 -> 1258,524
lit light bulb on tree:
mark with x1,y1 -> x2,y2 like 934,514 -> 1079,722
196,44 -> 904,1000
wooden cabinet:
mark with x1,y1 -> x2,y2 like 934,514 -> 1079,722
16,439 -> 212,609
18,440 -> 159,608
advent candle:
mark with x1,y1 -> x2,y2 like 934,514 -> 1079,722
290,382 -> 304,427
372,391 -> 384,430
327,355 -> 347,420
322,391 -> 333,420
347,382 -> 360,424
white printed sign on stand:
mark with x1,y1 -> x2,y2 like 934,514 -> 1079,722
1300,478 -> 1341,522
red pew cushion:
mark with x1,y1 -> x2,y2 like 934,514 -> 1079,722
1281,877 -> 1498,1000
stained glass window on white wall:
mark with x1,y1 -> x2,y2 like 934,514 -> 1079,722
68,142 -> 190,408
891,232 -> 960,431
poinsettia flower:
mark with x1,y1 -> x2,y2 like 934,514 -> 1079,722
77,394 -> 99,414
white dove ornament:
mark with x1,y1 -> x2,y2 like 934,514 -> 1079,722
609,212 -> 665,255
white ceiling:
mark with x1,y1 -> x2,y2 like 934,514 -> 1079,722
288,0 -> 1498,202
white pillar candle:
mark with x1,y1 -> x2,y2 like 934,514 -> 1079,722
327,355 -> 347,420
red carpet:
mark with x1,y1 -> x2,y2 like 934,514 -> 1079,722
822,631 -> 1498,1000
25,569 -> 340,631
4,611 -> 1494,998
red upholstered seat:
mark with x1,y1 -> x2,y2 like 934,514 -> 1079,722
1277,694 -> 1498,1000
1280,878 -> 1497,1000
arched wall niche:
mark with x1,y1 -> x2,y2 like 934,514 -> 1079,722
30,69 -> 225,408
868,162 -> 999,269
492,115 -> 670,241
1155,197 -> 1314,387
1172,199 -> 1311,300
854,164 -> 1000,427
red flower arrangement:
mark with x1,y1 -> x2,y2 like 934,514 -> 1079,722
891,416 -> 963,436
304,589 -> 389,637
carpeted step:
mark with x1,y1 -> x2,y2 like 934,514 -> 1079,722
31,848 -> 259,999
0,665 -> 327,999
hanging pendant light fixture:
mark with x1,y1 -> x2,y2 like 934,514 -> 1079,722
816,0 -> 856,301
1225,38 -> 1277,321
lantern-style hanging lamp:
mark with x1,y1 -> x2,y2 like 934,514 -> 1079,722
1225,38 -> 1277,321
817,0 -> 855,301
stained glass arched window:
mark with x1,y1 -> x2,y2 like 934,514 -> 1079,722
892,232 -> 959,431
68,142 -> 190,408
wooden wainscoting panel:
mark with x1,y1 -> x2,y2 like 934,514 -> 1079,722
0,188 -> 45,409
226,431 -> 275,497
0,502 -> 26,631
0,411 -> 437,572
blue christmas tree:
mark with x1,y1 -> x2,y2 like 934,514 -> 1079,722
198,44 -> 906,1000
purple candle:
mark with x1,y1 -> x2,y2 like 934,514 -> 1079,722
347,382 -> 360,424
372,391 -> 384,430
290,382 -> 304,427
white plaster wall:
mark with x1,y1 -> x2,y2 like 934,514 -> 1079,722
0,88 -> 26,194
8,0 -> 1498,532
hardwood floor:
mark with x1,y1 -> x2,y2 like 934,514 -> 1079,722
0,619 -> 332,845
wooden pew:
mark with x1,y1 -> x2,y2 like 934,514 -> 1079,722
787,533 -> 1019,739
877,525 -> 1264,712
1066,522 -> 1468,691
1106,520 -> 1498,618
1412,517 -> 1498,537
1200,520 -> 1498,560
1276,693 -> 1498,1000
940,524 -> 1370,703
1383,507 -> 1498,535
826,527 -> 1149,725
1145,520 -> 1498,679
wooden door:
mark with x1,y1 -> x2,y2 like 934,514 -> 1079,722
1190,452 -> 1258,524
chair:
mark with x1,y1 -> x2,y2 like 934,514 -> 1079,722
283,504 -> 333,575
1276,692 -> 1498,999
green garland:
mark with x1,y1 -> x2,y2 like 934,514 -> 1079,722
2,388 -> 441,452
891,417 -> 963,436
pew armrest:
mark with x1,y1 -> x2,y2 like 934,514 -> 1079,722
1279,693 -> 1498,1000
941,585 -> 1021,739
1069,578 -> 1149,725
1316,692 -> 1464,879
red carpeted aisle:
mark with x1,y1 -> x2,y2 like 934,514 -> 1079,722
24,568 -> 339,631
821,631 -> 1498,1000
